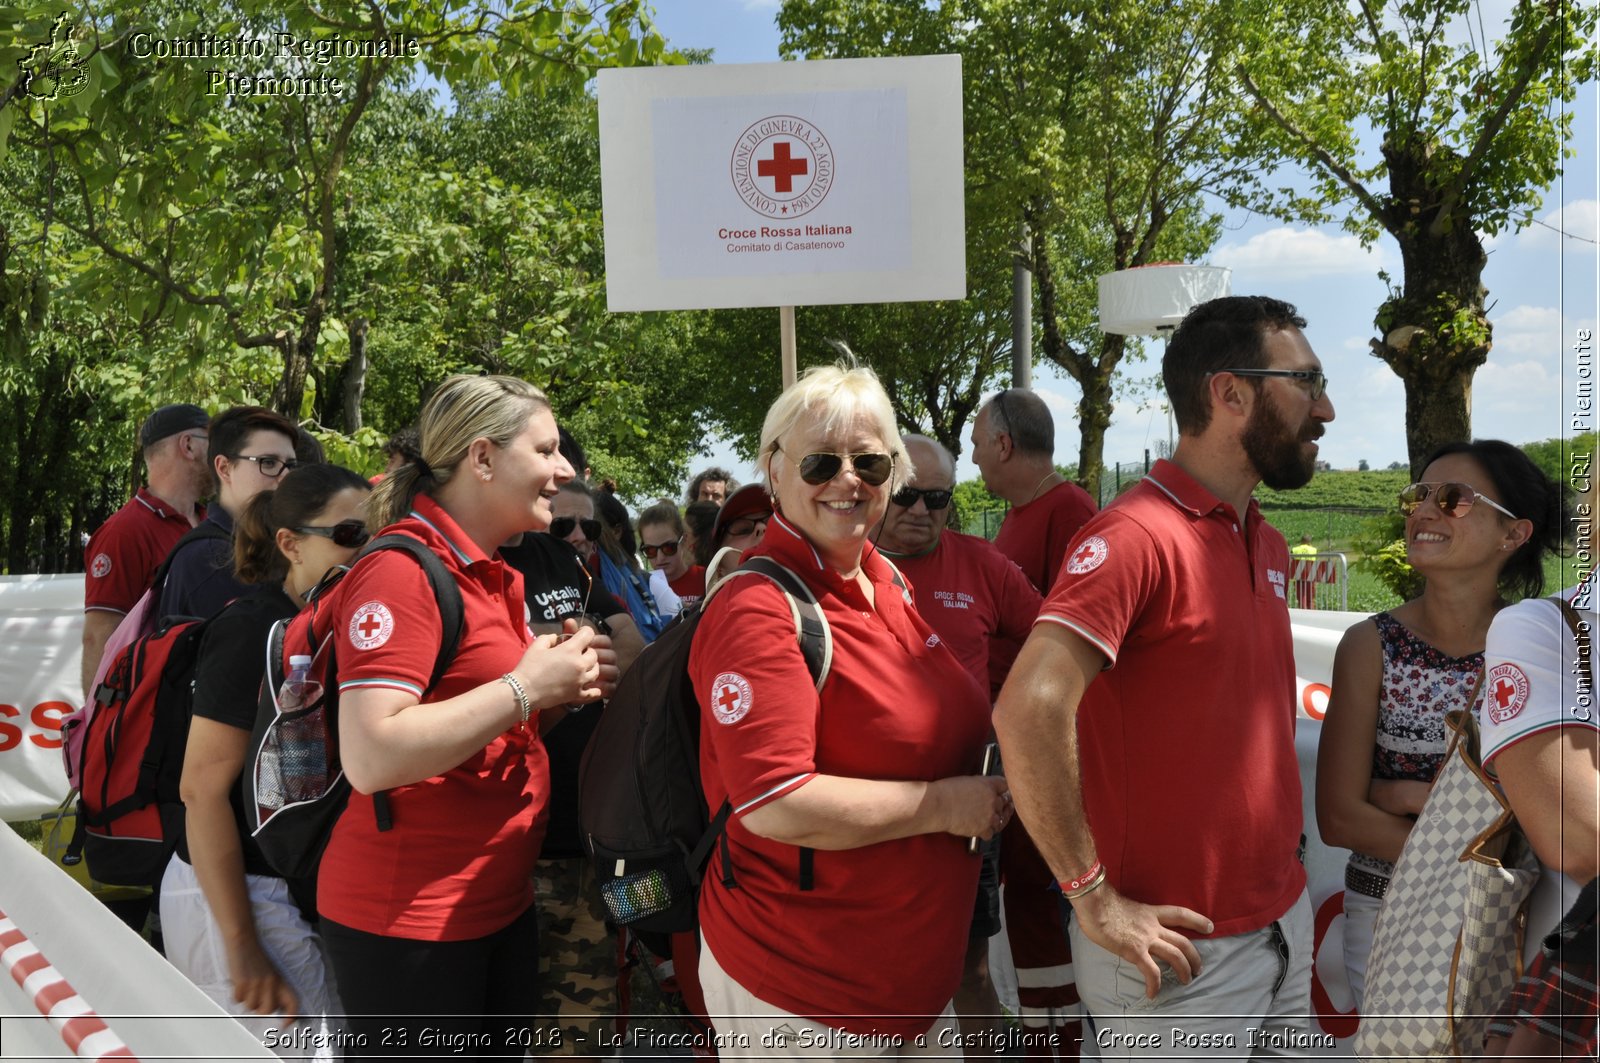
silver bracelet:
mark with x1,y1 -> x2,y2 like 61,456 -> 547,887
501,673 -> 531,729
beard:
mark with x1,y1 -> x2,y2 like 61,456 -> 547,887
1242,394 -> 1319,490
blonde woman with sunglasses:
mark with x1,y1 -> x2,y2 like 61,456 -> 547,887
1316,439 -> 1567,1008
688,364 -> 1010,1057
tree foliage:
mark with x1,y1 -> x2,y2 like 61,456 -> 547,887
1239,0 -> 1598,474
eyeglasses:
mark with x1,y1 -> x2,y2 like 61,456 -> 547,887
1212,368 -> 1328,401
294,520 -> 371,548
890,485 -> 953,510
550,516 -> 602,541
784,450 -> 895,487
641,537 -> 682,560
1398,482 -> 1518,520
723,515 -> 769,540
231,454 -> 298,477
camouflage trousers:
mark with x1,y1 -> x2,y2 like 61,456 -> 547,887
533,858 -> 617,1055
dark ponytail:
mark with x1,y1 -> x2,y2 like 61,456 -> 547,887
234,464 -> 371,584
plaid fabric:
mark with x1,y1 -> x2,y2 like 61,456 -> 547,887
1486,944 -> 1599,1054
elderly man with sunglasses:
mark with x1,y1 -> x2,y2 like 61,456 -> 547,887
996,296 -> 1335,1057
873,433 -> 1043,1045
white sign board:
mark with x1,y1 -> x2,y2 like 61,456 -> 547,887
599,56 -> 965,311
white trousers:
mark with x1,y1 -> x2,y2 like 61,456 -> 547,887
698,940 -> 962,1059
1071,890 -> 1318,1060
159,855 -> 344,1060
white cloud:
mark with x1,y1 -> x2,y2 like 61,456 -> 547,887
742,0 -> 781,8
1491,305 -> 1562,357
1500,199 -> 1599,254
1213,227 -> 1389,280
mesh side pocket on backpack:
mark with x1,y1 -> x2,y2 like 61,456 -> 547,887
589,841 -> 697,933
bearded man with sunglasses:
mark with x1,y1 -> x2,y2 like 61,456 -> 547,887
996,296 -> 1335,1057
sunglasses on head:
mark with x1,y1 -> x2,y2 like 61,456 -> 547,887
550,516 -> 602,541
641,537 -> 682,560
787,450 -> 895,487
1398,481 -> 1518,520
890,485 -> 953,510
294,520 -> 371,548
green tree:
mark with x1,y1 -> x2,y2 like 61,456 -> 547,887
1239,0 -> 1598,475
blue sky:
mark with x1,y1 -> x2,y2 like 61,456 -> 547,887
641,0 -> 1598,486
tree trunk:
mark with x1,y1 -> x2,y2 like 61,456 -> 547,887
1075,340 -> 1121,504
343,317 -> 369,432
1372,137 -> 1492,478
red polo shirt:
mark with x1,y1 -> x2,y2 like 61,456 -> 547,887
887,531 -> 1041,695
668,564 -> 706,605
317,495 -> 548,942
690,515 -> 990,1035
83,488 -> 202,613
993,479 -> 1099,593
1037,459 -> 1304,938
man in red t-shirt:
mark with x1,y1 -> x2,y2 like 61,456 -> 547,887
995,296 -> 1335,1056
80,403 -> 211,693
969,389 -> 1098,1055
874,433 -> 1042,1046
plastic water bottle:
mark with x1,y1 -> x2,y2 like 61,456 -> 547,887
277,655 -> 326,802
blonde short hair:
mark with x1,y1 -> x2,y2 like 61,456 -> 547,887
758,364 -> 912,493
369,374 -> 550,528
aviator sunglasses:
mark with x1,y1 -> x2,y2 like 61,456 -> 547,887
294,519 -> 371,548
1398,482 -> 1518,520
641,537 -> 682,560
783,450 -> 895,487
890,485 -> 953,510
550,516 -> 603,541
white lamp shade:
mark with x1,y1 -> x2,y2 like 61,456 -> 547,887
1098,264 -> 1232,336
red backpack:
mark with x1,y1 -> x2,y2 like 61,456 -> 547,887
61,522 -> 228,886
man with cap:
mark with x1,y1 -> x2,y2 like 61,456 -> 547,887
80,403 -> 211,693
705,482 -> 771,585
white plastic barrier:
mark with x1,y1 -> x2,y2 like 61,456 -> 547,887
0,821 -> 274,1061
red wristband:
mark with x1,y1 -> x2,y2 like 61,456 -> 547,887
1060,859 -> 1103,896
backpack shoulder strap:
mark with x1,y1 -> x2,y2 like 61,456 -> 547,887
729,556 -> 832,691
1552,595 -> 1593,695
877,554 -> 913,604
360,533 -> 467,691
148,520 -> 230,596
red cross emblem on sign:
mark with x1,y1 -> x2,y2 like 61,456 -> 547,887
757,141 -> 808,193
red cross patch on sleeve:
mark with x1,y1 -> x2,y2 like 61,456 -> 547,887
349,601 -> 396,651
711,671 -> 754,725
1486,662 -> 1530,724
1066,535 -> 1109,575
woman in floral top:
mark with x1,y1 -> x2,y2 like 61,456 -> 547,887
1315,439 -> 1567,1009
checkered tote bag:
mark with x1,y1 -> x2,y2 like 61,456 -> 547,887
1356,708 -> 1539,1060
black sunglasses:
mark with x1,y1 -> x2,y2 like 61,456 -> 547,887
722,515 -> 769,539
1211,368 -> 1328,401
785,450 -> 895,487
1398,481 -> 1517,520
294,520 -> 370,548
890,486 -> 953,510
550,516 -> 602,541
641,537 -> 682,560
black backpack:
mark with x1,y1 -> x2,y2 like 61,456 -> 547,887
578,556 -> 837,934
240,534 -> 464,881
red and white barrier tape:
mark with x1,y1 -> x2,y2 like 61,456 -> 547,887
0,908 -> 138,1061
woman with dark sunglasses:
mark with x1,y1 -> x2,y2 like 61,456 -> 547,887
689,363 -> 1010,1055
638,500 -> 705,607
1316,439 -> 1566,1008
162,463 -> 371,1055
